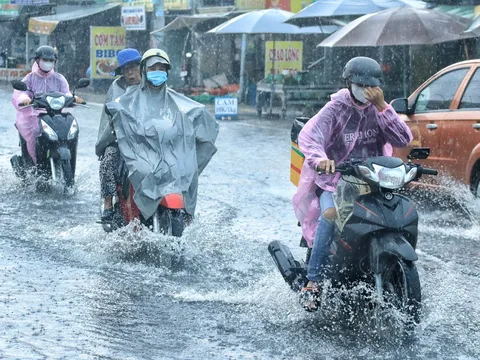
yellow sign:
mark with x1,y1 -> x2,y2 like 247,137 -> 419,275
165,0 -> 190,10
290,0 -> 313,13
265,41 -> 302,77
123,0 -> 154,12
28,17 -> 59,35
236,0 -> 266,10
90,26 -> 126,79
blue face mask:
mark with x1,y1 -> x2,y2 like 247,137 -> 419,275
147,70 -> 168,87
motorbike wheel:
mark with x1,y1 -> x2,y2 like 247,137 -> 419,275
61,160 -> 74,188
381,259 -> 421,329
170,210 -> 186,237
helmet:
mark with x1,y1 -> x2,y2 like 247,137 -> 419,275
35,45 -> 57,61
342,57 -> 382,87
114,48 -> 141,76
141,48 -> 171,71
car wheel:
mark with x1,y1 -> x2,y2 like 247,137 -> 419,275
474,171 -> 480,198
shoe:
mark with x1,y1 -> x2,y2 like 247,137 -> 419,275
101,208 -> 115,223
299,286 -> 321,312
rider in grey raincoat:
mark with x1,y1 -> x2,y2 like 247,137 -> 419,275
105,49 -> 219,221
95,48 -> 142,222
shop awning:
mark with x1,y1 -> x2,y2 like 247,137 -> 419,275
150,12 -> 235,34
28,3 -> 120,35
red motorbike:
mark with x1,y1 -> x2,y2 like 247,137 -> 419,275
102,165 -> 190,236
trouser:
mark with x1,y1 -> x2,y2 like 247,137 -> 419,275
99,145 -> 120,198
307,191 -> 335,282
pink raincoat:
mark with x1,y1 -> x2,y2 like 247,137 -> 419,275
12,62 -> 71,163
292,89 -> 413,247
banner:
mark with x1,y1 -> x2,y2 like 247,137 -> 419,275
90,26 -> 126,79
121,5 -> 146,30
164,0 -> 189,10
0,68 -> 29,81
236,0 -> 266,10
0,3 -> 18,16
265,41 -> 302,77
267,0 -> 313,13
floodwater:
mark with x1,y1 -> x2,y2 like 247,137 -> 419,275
0,86 -> 478,359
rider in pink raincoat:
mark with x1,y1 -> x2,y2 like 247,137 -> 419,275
11,46 -> 82,164
293,57 -> 413,311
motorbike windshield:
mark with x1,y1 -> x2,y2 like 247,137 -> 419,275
105,85 -> 219,219
333,176 -> 370,231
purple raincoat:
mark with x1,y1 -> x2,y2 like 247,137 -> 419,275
292,89 -> 413,247
12,62 -> 71,163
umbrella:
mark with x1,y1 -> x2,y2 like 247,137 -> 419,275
317,7 -> 478,97
207,9 -> 339,111
207,8 -> 336,35
285,0 -> 426,27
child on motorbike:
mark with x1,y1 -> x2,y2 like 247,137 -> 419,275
12,45 -> 84,165
293,57 -> 413,311
96,48 -> 142,223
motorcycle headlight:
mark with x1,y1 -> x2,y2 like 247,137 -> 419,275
358,164 -> 407,189
68,119 -> 79,140
41,120 -> 58,141
46,96 -> 65,110
373,164 -> 406,189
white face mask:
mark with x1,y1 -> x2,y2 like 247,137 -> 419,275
351,84 -> 367,104
39,60 -> 54,72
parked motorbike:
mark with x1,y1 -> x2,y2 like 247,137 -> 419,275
101,160 -> 190,237
269,148 -> 438,331
10,78 -> 90,191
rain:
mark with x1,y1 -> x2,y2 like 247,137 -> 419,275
0,0 -> 479,359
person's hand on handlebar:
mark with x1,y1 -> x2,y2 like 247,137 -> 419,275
19,99 -> 32,106
75,96 -> 85,104
316,159 -> 336,174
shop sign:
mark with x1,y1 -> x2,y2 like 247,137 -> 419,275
10,0 -> 49,4
121,5 -> 146,30
236,0 -> 266,10
267,0 -> 313,13
90,26 -> 126,79
0,3 -> 18,16
0,68 -> 29,81
215,96 -> 238,120
264,41 -> 302,77
164,0 -> 189,10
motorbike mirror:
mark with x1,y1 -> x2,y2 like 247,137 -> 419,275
11,80 -> 28,91
186,52 -> 192,58
75,78 -> 90,89
408,147 -> 430,160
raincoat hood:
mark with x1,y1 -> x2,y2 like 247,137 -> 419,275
105,84 -> 219,219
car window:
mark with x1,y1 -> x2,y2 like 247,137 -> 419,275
459,68 -> 480,109
415,68 -> 469,112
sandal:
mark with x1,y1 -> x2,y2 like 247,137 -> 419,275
299,287 -> 320,312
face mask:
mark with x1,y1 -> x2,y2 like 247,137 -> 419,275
146,71 -> 168,87
351,84 -> 367,104
39,60 -> 54,72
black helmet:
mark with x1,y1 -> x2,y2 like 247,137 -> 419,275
342,57 -> 382,87
35,46 -> 56,61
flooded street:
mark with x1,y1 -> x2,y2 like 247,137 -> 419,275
0,86 -> 479,360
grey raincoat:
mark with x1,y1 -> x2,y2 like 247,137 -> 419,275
95,77 -> 129,157
105,84 -> 219,219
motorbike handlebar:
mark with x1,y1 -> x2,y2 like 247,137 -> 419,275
420,167 -> 438,176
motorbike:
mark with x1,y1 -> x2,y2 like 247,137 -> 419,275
101,149 -> 190,237
10,78 -> 90,191
269,147 -> 438,331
